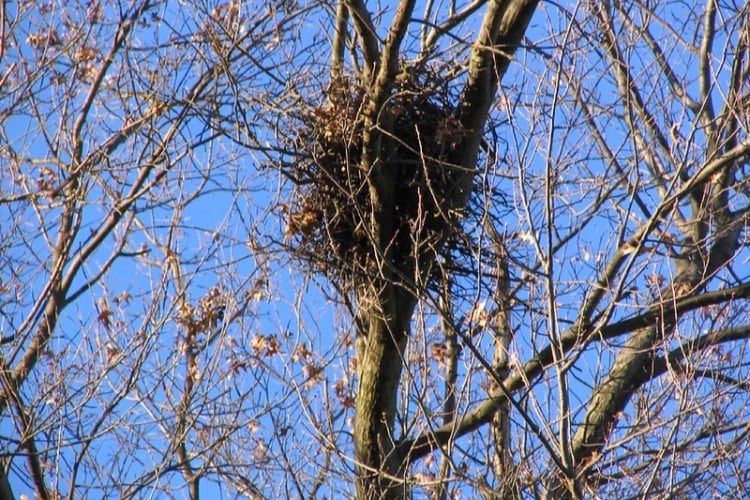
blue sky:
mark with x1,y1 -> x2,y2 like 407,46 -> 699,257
2,0 -> 750,497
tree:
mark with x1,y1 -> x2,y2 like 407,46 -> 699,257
2,0 -> 750,498
299,0 -> 538,496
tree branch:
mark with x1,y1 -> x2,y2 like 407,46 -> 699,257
345,0 -> 379,76
449,0 -> 538,209
330,1 -> 349,81
399,278 -> 750,462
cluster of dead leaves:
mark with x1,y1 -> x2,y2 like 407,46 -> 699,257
96,290 -> 132,331
177,286 -> 226,335
250,334 -> 281,358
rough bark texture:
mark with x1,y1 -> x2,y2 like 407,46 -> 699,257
354,291 -> 416,497
348,0 -> 420,494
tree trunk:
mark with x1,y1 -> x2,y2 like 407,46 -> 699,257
346,1 -> 539,497
354,286 -> 416,498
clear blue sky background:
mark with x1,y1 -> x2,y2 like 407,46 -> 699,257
2,0 -> 748,497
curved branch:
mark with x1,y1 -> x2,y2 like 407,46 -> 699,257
421,0 -> 486,57
650,325 -> 750,383
445,0 -> 537,223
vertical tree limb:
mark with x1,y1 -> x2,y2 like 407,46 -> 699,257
331,1 -> 349,81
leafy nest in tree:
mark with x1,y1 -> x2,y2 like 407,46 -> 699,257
285,71 -> 468,289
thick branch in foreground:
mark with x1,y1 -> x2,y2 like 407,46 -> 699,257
559,231 -> 744,493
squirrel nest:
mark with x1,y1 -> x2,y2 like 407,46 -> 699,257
284,70 -> 468,290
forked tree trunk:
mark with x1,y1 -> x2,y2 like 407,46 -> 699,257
342,1 -> 539,497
